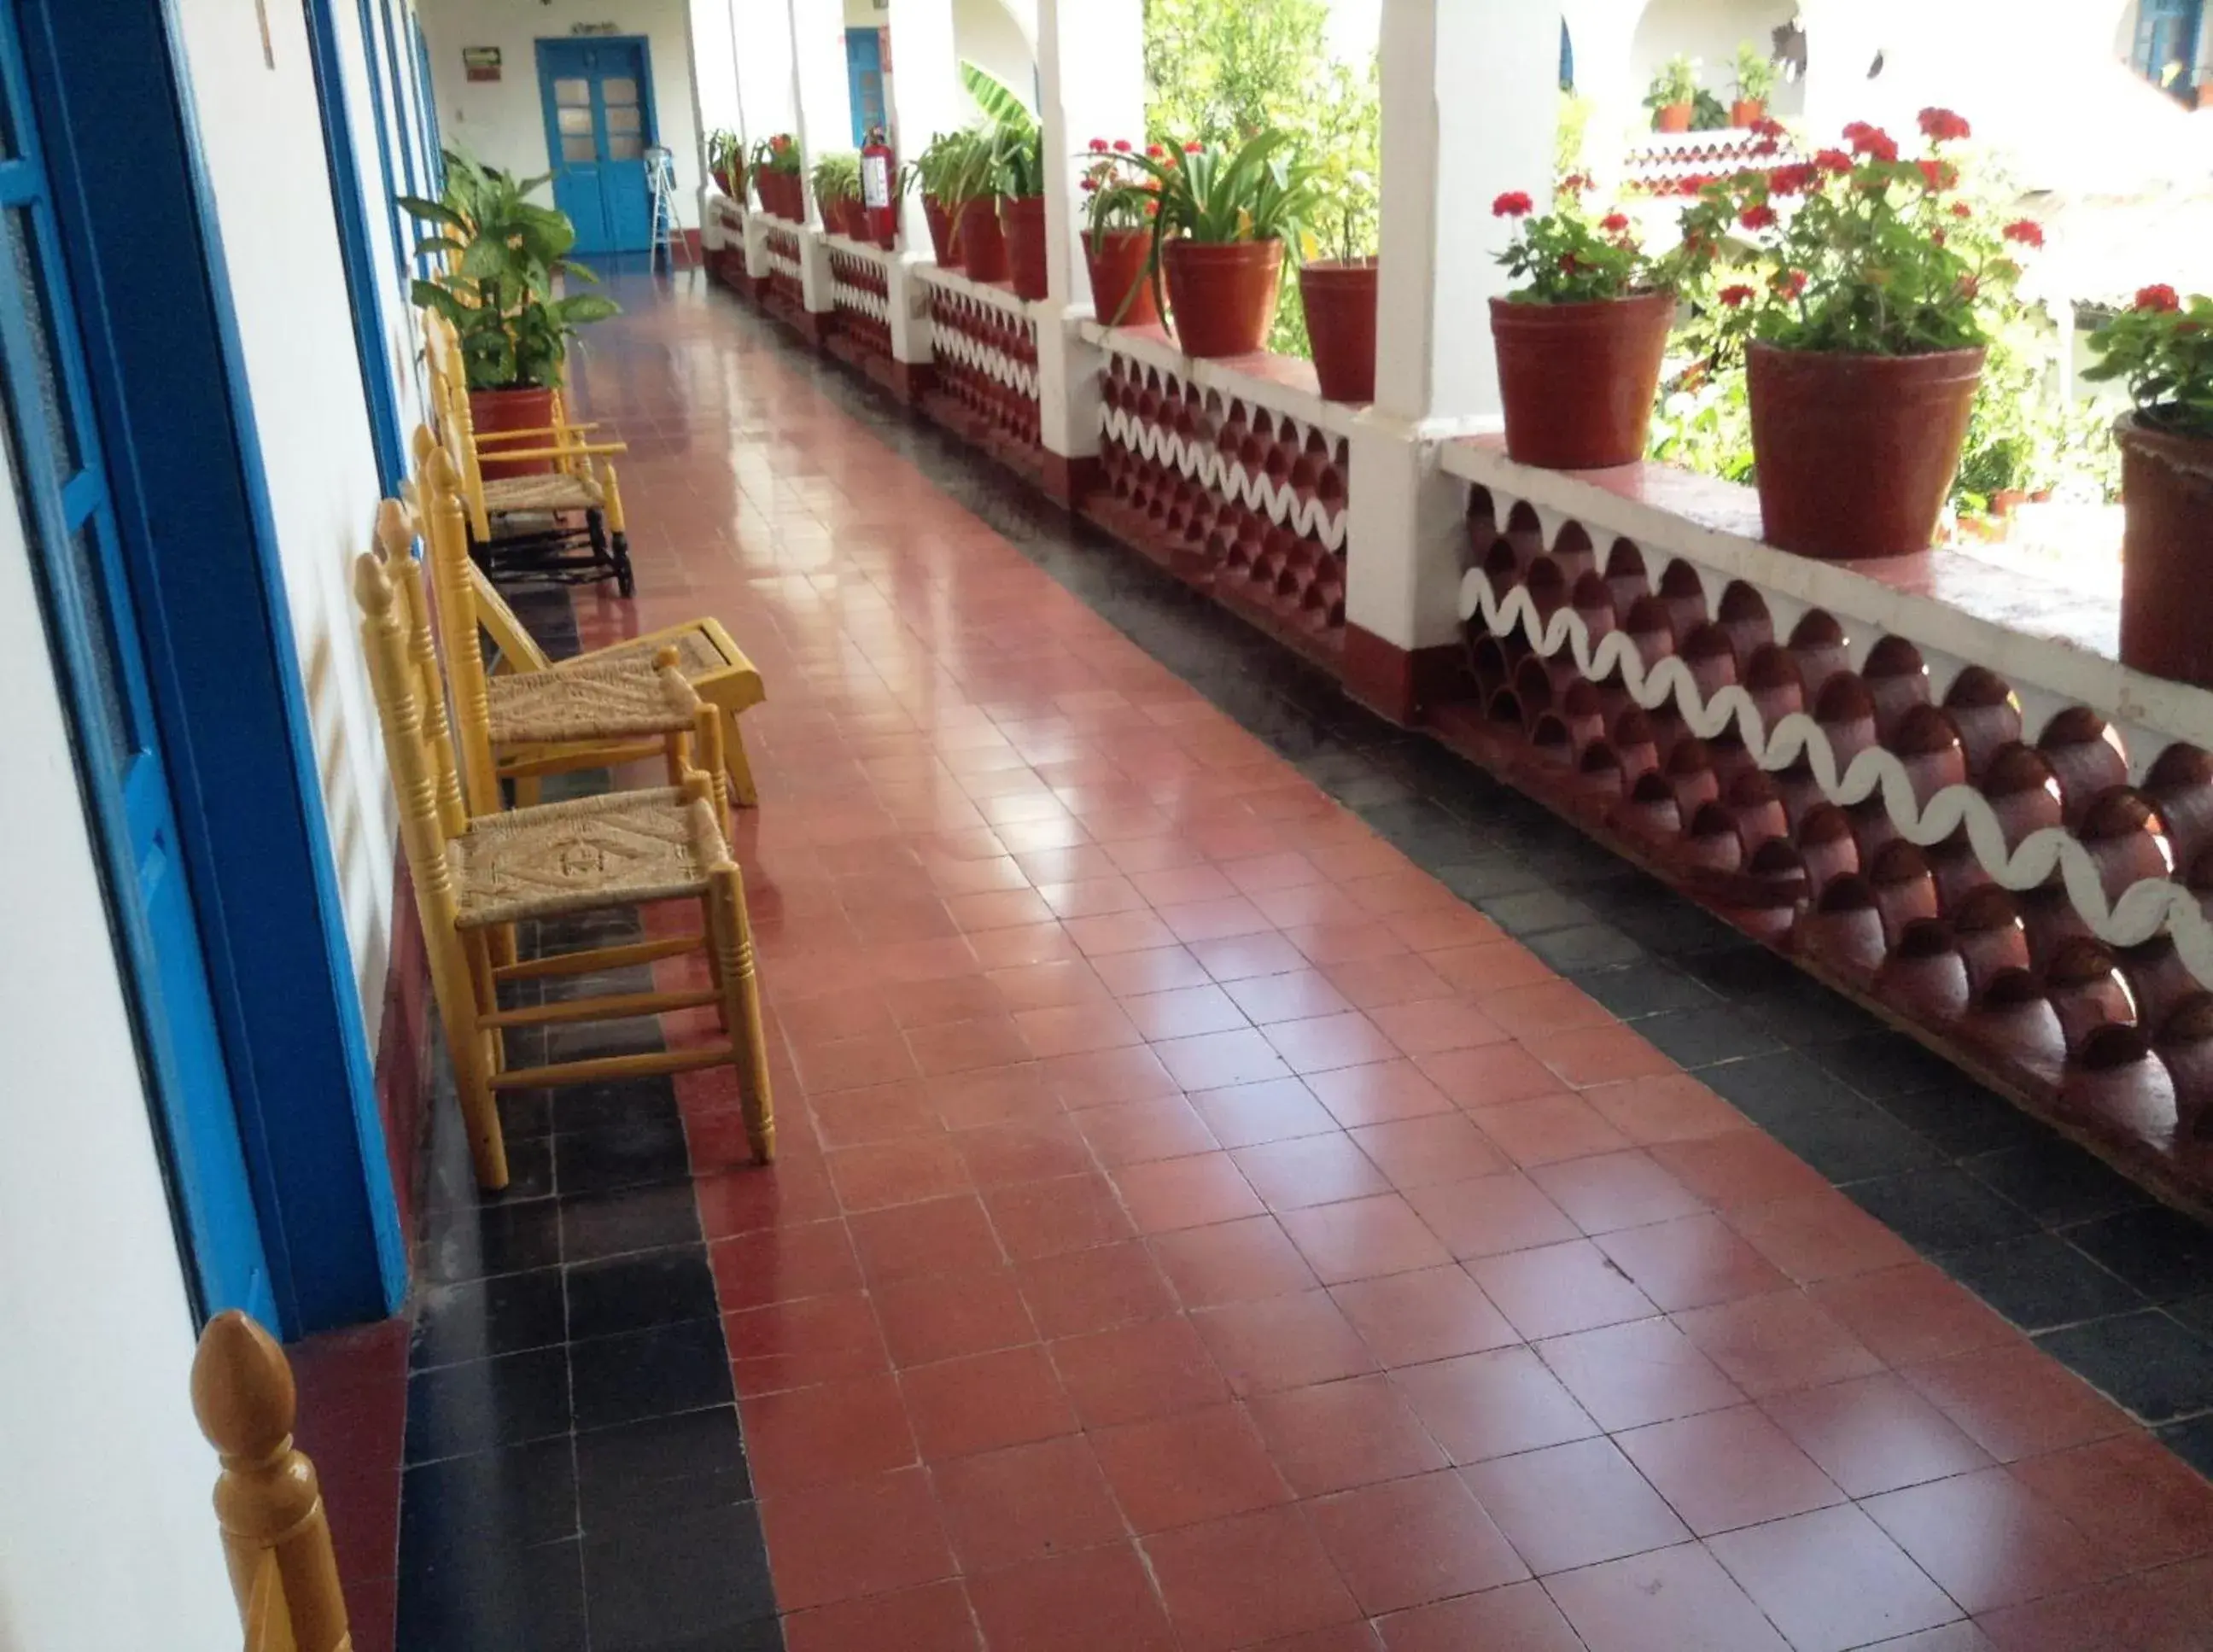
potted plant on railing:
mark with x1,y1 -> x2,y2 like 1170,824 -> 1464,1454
1731,44 -> 1778,127
1489,174 -> 1691,467
940,128 -> 1010,283
403,153 -> 618,478
811,150 -> 867,239
1079,139 -> 1160,327
753,134 -> 802,219
1647,55 -> 1700,133
1680,108 -> 2035,558
2085,283 -> 2213,686
1124,131 -> 1323,359
708,128 -> 743,198
962,62 -> 1048,301
1299,149 -> 1380,402
913,129 -> 975,266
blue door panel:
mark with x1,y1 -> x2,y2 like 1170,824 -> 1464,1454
846,28 -> 884,146
537,38 -> 652,256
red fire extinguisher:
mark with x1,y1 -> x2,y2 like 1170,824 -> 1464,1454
861,129 -> 897,252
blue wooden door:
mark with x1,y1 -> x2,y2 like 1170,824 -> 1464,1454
537,38 -> 653,256
0,0 -> 272,1324
846,28 -> 885,146
2137,0 -> 2204,90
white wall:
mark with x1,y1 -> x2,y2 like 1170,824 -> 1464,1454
954,0 -> 1033,98
1629,0 -> 1803,115
419,0 -> 707,228
0,464 -> 239,1651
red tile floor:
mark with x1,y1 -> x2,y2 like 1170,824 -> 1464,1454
529,277 -> 2213,1649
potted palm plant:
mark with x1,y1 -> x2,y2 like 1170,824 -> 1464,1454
961,63 -> 1049,301
1124,131 -> 1323,359
1489,175 -> 1691,467
1646,55 -> 1700,133
403,153 -> 618,476
708,128 -> 744,197
1079,139 -> 1160,327
1730,44 -> 1778,128
913,129 -> 976,266
2085,284 -> 2213,686
1680,108 -> 2034,557
1298,149 -> 1379,402
811,150 -> 867,239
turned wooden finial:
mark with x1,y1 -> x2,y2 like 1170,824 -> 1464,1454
192,1312 -> 352,1652
374,497 -> 412,559
353,548 -> 395,616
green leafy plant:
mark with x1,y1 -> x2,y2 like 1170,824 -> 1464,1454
752,133 -> 801,176
1690,88 -> 1732,131
401,150 -> 616,392
913,128 -> 984,202
1079,138 -> 1157,238
1644,55 -> 1699,114
1121,130 -> 1321,249
961,61 -> 1045,199
707,128 -> 743,190
810,149 -> 861,207
1493,174 -> 1697,303
1731,44 -> 1778,104
1303,135 -> 1377,265
2083,285 -> 2213,437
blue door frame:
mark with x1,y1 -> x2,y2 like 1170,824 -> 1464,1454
535,36 -> 656,256
845,28 -> 885,145
16,0 -> 406,1333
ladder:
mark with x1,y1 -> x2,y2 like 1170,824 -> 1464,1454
645,145 -> 679,272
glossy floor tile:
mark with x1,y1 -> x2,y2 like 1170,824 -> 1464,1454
380,270 -> 2213,1650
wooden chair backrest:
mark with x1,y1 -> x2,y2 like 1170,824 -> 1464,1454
376,497 -> 470,840
406,428 -> 503,817
405,419 -> 555,677
191,1312 -> 352,1652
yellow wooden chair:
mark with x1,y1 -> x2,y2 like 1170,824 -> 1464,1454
423,312 -> 638,595
411,425 -> 766,807
192,1311 -> 349,1652
358,522 -> 775,1190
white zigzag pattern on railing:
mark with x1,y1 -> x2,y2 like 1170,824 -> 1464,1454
1458,563 -> 2213,993
832,281 -> 889,324
1101,406 -> 1349,553
931,323 -> 1038,400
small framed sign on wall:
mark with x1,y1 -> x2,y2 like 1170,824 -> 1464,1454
462,45 -> 502,82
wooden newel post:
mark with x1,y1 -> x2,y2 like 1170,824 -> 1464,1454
191,1311 -> 353,1652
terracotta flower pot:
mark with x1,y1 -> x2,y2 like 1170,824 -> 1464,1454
1002,196 -> 1049,301
1654,102 -> 1694,132
1489,291 -> 1673,469
955,198 -> 1008,283
1163,237 -> 1283,359
838,198 -> 870,241
1746,341 -> 1985,560
712,165 -> 733,196
2116,415 -> 2213,687
470,386 -> 558,481
923,195 -> 956,266
1085,228 -> 1159,327
1299,259 -> 1379,403
1731,98 -> 1766,127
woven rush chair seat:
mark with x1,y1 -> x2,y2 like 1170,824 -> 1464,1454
481,470 -> 604,514
447,786 -> 727,930
486,657 -> 702,745
571,627 -> 735,680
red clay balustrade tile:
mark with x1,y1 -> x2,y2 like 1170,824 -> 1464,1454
847,1194 -> 1006,1284
1467,1239 -> 1659,1340
739,1372 -> 919,1491
1346,1113 -> 1509,1190
1149,1214 -> 1322,1308
1232,1134 -> 1393,1211
758,1468 -> 957,1611
1461,1436 -> 1691,1575
725,1290 -> 890,1396
1861,1468 -> 2123,1616
1897,1342 -> 2134,1463
1090,1403 -> 1295,1533
1141,1505 -> 1363,1651
1463,1093 -> 1633,1167
709,1219 -> 863,1312
1373,1579 -> 1585,1652
900,1343 -> 1079,1462
1192,1288 -> 1381,1395
1391,1345 -> 1599,1464
1280,1194 -> 1454,1285
1306,1470 -> 1529,1614
1807,1263 -> 2019,1369
782,1580 -> 982,1652
1188,1077 -> 1339,1149
1761,1370 -> 1998,1498
1049,1313 -> 1229,1427
1245,1374 -> 1449,1496
1119,984 -> 1249,1042
1592,1213 -> 1793,1312
1401,1171 -> 1581,1260
1614,1404 -> 1846,1535
825,1136 -> 974,1212
1526,1148 -> 1706,1235
872,1266 -> 1037,1368
930,1433 -> 1126,1573
964,1543 -> 1178,1652
1222,968 -> 1356,1026
1544,1543 -> 1792,1652
1070,1097 -> 1220,1167
1535,1316 -> 1747,1432
1014,1240 -> 1179,1340
2008,1434 -> 2213,1570
981,1171 -> 1134,1260
1331,1264 -> 1520,1368
1110,1151 -> 1264,1234
1304,1059 -> 1457,1130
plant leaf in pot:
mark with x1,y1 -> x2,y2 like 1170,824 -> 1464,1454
1077,137 -> 1160,328
1297,149 -> 1380,402
961,60 -> 1049,300
1646,54 -> 1700,132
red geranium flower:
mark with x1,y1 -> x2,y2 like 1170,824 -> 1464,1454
1720,283 -> 1755,308
1751,116 -> 1788,140
1740,203 -> 1778,231
1766,164 -> 1818,196
1916,159 -> 1957,190
1492,190 -> 1533,217
1813,148 -> 1853,175
2137,283 -> 2182,312
1559,251 -> 1580,271
1601,212 -> 1630,232
1774,269 -> 1808,299
1850,127 -> 1899,163
1088,137 -> 1109,152
1113,138 -> 1132,153
1183,140 -> 1204,154
2003,218 -> 2045,248
1560,172 -> 1590,195
1918,107 -> 1971,143
1950,201 -> 1973,219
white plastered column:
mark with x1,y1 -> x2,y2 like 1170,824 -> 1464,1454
1344,0 -> 1558,710
788,0 -> 855,308
1562,0 -> 1649,193
1032,0 -> 1143,493
733,0 -> 797,280
885,0 -> 963,367
690,0 -> 743,251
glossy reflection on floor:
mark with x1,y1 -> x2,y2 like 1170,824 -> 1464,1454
389,269 -> 2213,1652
